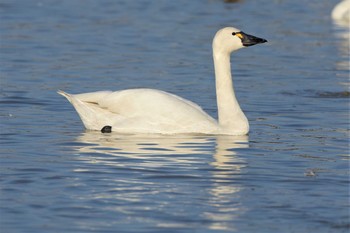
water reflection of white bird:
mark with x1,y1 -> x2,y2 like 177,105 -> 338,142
58,27 -> 266,135
75,131 -> 248,159
74,132 -> 248,230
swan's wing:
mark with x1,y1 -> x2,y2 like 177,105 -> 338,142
97,89 -> 215,122
59,89 -> 218,133
96,89 -> 218,133
73,90 -> 113,103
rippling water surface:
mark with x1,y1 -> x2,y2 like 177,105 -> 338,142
1,0 -> 349,232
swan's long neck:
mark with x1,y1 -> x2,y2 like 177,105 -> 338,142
213,50 -> 249,134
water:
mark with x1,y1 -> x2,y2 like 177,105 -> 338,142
0,0 -> 349,232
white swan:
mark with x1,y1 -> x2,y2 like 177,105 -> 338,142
332,0 -> 350,24
58,27 -> 267,135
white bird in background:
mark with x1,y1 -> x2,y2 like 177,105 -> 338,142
332,0 -> 350,24
58,27 -> 267,135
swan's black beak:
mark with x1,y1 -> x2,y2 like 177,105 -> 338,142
236,31 -> 267,47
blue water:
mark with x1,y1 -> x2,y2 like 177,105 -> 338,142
0,0 -> 349,232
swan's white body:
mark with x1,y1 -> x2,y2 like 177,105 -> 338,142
332,0 -> 350,23
58,89 -> 220,134
58,27 -> 266,135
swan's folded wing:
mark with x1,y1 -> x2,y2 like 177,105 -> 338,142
74,91 -> 113,103
58,89 -> 219,133
97,89 -> 217,124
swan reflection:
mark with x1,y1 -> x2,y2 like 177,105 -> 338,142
74,131 -> 249,230
76,131 -> 247,154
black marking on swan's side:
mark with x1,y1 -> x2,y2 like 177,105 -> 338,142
101,126 -> 112,133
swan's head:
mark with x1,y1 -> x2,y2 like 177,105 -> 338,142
213,27 -> 267,54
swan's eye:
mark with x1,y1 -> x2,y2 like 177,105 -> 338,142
232,32 -> 244,39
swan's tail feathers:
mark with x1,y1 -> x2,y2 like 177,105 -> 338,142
57,90 -> 113,131
57,90 -> 73,102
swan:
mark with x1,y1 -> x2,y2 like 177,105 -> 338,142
58,27 -> 267,135
332,0 -> 350,23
